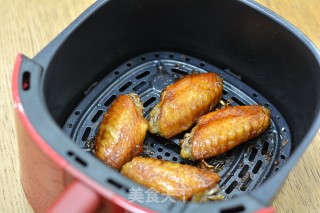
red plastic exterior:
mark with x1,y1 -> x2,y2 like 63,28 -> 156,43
46,181 -> 101,213
254,207 -> 276,213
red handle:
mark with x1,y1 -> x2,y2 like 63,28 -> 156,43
255,207 -> 276,213
46,181 -> 101,213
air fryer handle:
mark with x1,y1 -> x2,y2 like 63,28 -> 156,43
255,208 -> 276,213
46,181 -> 101,213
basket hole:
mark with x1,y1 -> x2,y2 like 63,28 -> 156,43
107,178 -> 123,189
252,93 -> 258,98
225,181 -> 238,194
75,111 -> 80,115
135,71 -> 150,79
155,53 -> 160,57
169,54 -> 174,58
141,56 -> 146,61
264,103 -> 270,108
104,95 -> 116,107
221,97 -> 228,103
150,143 -> 155,148
275,115 -> 280,119
238,165 -> 249,178
224,173 -> 233,184
119,81 -> 132,92
165,152 -> 170,157
115,71 -> 119,75
143,97 -> 157,107
66,123 -> 73,128
280,155 -> 286,160
67,151 -> 74,156
221,206 -> 245,213
200,62 -> 205,67
157,155 -> 162,159
75,156 -> 87,167
126,63 -> 132,67
172,157 -> 178,162
171,68 -> 188,75
185,57 -> 190,61
223,90 -> 228,95
275,168 -> 279,172
249,148 -> 258,161
82,127 -> 91,141
133,81 -> 147,92
252,160 -> 263,174
261,142 -> 269,155
91,110 -> 104,123
240,177 -> 252,191
22,71 -> 30,90
157,148 -> 163,152
231,97 -> 245,106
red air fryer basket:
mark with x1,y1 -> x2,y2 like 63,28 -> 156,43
12,0 -> 320,212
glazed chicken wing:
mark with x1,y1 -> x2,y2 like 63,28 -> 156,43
148,73 -> 223,138
180,105 -> 271,160
121,156 -> 220,201
94,93 -> 148,170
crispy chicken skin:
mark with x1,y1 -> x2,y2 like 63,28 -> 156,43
94,93 -> 148,170
148,73 -> 223,138
121,157 -> 220,201
180,105 -> 271,160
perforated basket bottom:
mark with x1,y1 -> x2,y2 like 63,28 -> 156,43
63,51 -> 291,199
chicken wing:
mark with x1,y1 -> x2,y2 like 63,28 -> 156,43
94,93 -> 148,170
121,156 -> 220,201
148,73 -> 223,138
180,105 -> 271,160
